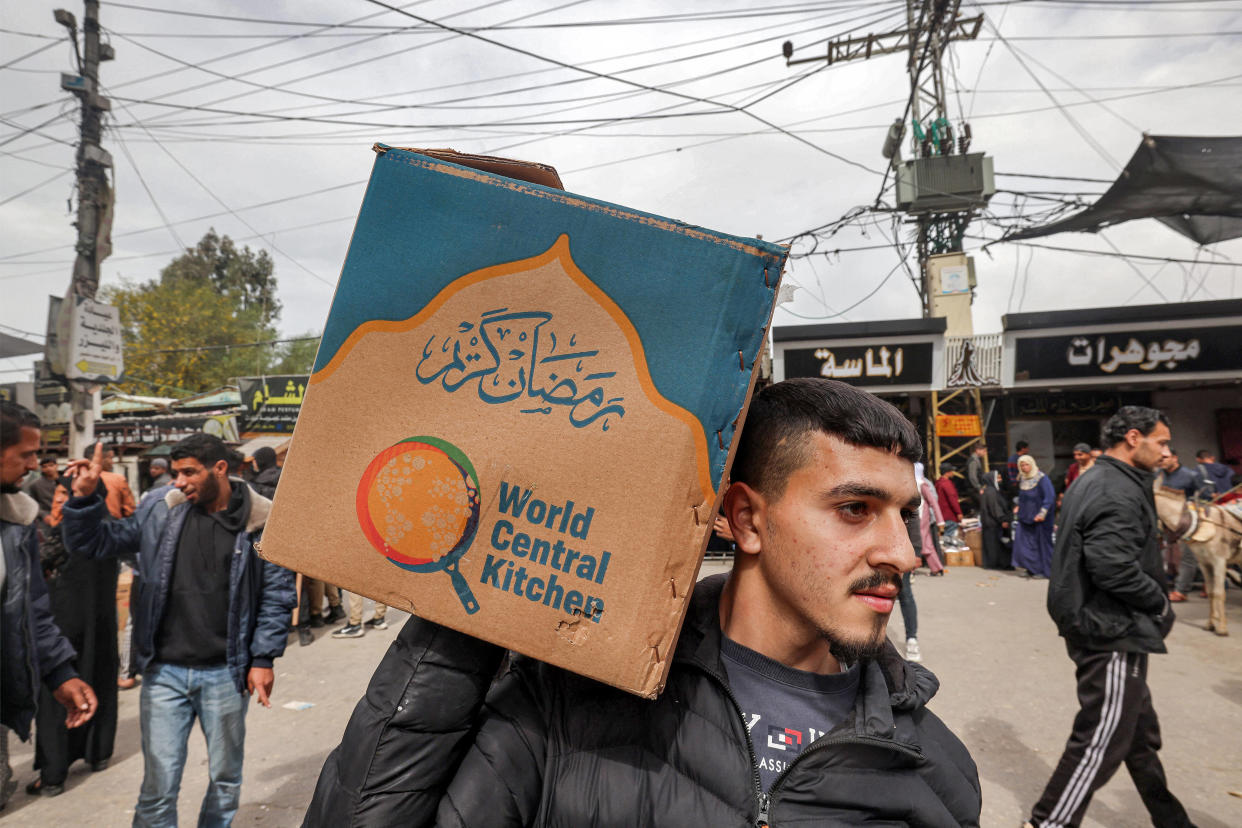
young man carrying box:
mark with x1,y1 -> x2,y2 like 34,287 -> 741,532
306,378 -> 981,826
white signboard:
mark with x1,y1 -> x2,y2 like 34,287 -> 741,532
939,264 -> 971,295
65,297 -> 123,382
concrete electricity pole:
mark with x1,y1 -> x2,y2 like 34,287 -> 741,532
55,1 -> 115,458
782,0 -> 996,476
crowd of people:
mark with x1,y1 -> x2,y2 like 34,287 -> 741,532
0,403 -> 388,824
2,383 -> 1236,826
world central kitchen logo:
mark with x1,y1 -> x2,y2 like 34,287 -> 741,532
356,438 -> 612,623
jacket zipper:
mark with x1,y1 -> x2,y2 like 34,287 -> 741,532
689,658 -> 925,827
688,661 -> 768,826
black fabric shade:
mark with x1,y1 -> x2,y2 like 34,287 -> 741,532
1005,135 -> 1242,245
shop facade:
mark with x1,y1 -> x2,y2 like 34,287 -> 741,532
773,298 -> 1241,489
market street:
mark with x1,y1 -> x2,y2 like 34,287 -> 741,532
4,569 -> 1241,827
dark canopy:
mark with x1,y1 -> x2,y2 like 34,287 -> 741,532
0,331 -> 43,359
1005,135 -> 1242,245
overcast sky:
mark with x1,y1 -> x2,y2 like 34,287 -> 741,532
3,0 -> 1241,387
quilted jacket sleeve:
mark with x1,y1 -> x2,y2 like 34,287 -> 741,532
437,658 -> 550,827
1081,497 -> 1165,614
60,492 -> 143,561
247,555 -> 296,669
303,615 -> 506,827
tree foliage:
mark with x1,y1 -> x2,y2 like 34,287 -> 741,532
102,231 -> 316,397
160,228 -> 280,325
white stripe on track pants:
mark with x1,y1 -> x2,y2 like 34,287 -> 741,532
1030,642 -> 1192,828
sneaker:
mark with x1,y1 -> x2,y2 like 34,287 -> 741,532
332,623 -> 365,638
365,618 -> 389,630
905,638 -> 922,663
325,605 -> 346,624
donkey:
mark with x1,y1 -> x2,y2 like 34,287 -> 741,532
1153,486 -> 1242,636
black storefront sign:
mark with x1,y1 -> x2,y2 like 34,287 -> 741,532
784,342 -> 934,387
1014,324 -> 1241,382
238,375 -> 308,434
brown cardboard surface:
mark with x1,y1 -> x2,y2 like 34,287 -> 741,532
260,147 -> 785,697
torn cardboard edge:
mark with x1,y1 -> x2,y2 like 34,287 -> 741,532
373,144 -> 564,190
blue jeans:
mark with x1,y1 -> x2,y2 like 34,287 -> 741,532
135,663 -> 248,828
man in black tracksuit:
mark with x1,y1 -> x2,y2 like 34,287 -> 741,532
1029,405 -> 1194,828
305,379 -> 981,826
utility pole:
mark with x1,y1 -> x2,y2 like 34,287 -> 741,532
782,0 -> 996,479
55,1 -> 115,459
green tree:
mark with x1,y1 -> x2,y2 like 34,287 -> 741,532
160,228 -> 280,325
102,231 -> 293,396
269,333 -> 321,375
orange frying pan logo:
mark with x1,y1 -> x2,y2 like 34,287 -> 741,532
356,436 -> 481,614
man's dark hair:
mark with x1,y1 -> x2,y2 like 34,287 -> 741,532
731,378 -> 922,499
1,400 -> 41,450
1100,405 -> 1170,448
1196,449 -> 1212,460
1167,446 -> 1178,458
170,433 -> 229,468
40,457 -> 57,466
226,449 -> 246,475
83,441 -> 113,460
1015,440 -> 1029,452
252,446 -> 277,471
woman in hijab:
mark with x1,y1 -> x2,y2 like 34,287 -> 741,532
979,470 -> 1012,570
915,462 -> 946,575
1011,454 -> 1055,578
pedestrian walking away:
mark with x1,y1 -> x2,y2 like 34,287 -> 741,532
1028,405 -> 1193,828
1012,454 -> 1055,579
0,402 -> 98,809
305,379 -> 981,826
916,462 -> 947,575
900,517 -> 923,663
60,433 -> 296,827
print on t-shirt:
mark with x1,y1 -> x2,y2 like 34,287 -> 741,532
724,636 -> 860,791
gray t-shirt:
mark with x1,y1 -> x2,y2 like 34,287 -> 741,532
721,636 -> 860,792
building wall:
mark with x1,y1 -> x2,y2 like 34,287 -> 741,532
1151,388 -> 1241,461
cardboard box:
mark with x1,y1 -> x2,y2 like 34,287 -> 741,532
260,146 -> 787,697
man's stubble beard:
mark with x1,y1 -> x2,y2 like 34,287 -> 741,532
197,472 -> 220,506
817,570 -> 897,665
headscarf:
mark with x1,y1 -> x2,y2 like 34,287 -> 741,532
1017,454 -> 1044,489
914,461 -> 927,485
983,469 -> 1001,491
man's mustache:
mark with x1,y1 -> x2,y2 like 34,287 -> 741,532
848,571 -> 902,595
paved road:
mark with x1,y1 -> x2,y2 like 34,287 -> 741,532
4,571 -> 1240,826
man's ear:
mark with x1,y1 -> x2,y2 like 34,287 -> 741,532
213,459 -> 229,477
723,481 -> 765,557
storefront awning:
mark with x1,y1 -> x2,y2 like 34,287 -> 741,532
236,435 -> 291,458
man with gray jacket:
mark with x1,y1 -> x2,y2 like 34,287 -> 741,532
1028,406 -> 1193,828
62,433 -> 296,827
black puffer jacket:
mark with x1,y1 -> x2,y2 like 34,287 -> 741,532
306,574 -> 980,827
1047,455 -> 1171,653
